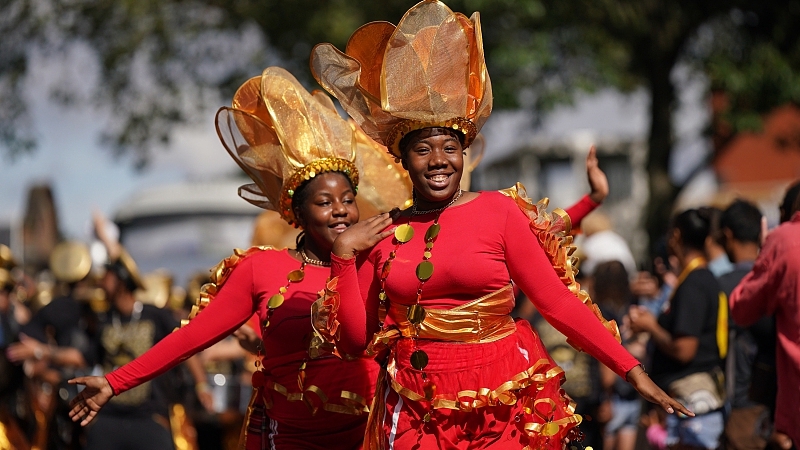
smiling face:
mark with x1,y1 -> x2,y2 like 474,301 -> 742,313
400,128 -> 465,206
293,171 -> 359,253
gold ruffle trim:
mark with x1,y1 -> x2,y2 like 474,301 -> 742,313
499,182 -> 621,350
180,246 -> 274,329
309,277 -> 356,360
367,357 -> 581,448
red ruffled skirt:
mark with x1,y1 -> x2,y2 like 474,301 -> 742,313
368,320 -> 581,450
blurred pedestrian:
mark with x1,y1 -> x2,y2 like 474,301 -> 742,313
594,260 -> 642,450
718,199 -> 776,450
629,208 -> 727,449
729,180 -> 800,450
703,207 -> 734,278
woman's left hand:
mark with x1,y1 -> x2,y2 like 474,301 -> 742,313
627,366 -> 694,417
586,145 -> 609,204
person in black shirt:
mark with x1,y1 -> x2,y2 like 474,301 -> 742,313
629,209 -> 726,450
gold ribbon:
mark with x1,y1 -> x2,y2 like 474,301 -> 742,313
262,381 -> 369,416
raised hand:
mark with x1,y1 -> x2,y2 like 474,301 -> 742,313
586,145 -> 609,204
68,376 -> 115,426
626,365 -> 694,417
332,209 -> 399,259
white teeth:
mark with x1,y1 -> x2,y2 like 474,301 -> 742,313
430,174 -> 448,182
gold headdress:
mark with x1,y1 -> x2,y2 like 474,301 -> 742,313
310,0 -> 492,158
216,67 -> 361,226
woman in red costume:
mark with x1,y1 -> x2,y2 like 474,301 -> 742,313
309,2 -> 693,449
66,67 -> 401,450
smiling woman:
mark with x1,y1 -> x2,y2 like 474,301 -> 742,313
65,67 -> 407,450
310,1 -> 693,449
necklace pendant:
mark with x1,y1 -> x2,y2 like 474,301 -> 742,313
424,223 -> 440,241
416,261 -> 434,281
268,293 -> 285,309
395,224 -> 414,243
410,349 -> 429,370
287,269 -> 305,282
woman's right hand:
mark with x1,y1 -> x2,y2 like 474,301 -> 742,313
332,209 -> 399,259
68,376 -> 115,426
626,366 -> 694,418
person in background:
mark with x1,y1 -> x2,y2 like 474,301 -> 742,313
718,199 -> 776,450
629,208 -> 727,450
729,180 -> 800,450
6,241 -> 98,449
704,207 -> 734,278
78,216 -> 213,450
593,261 -> 642,450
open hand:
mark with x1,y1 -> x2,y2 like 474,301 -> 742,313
627,366 -> 694,417
68,376 -> 114,426
332,209 -> 399,259
586,145 -> 609,204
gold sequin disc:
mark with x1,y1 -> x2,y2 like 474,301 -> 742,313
268,293 -> 285,309
395,224 -> 415,243
423,413 -> 432,423
407,304 -> 426,325
425,223 -> 440,241
416,261 -> 434,281
542,422 -> 560,436
287,269 -> 305,282
410,350 -> 429,370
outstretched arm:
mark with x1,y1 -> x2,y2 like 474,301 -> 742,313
69,255 -> 260,425
502,200 -> 692,417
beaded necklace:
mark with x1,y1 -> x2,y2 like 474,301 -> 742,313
376,189 -> 462,421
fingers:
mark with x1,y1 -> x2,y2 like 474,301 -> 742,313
586,145 -> 597,167
664,396 -> 694,417
68,377 -> 89,386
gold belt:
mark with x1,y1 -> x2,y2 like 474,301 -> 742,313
390,283 -> 517,343
368,284 -> 517,356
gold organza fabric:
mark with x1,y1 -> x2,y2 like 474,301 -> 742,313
310,0 -> 492,157
215,67 -> 359,225
216,67 -> 412,224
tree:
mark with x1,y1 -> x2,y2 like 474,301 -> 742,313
2,0 -> 799,249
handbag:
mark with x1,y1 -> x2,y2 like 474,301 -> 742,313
668,367 -> 726,416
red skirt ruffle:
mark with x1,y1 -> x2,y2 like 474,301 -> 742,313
373,320 -> 581,449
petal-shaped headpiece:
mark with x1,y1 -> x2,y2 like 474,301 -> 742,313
215,67 -> 360,226
311,0 -> 492,158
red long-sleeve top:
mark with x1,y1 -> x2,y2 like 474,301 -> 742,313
330,191 -> 638,378
730,212 -> 800,445
105,249 -> 378,428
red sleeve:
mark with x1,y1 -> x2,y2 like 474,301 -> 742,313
502,201 -> 639,379
328,252 -> 382,356
564,194 -> 599,229
106,256 -> 258,395
730,234 -> 780,327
